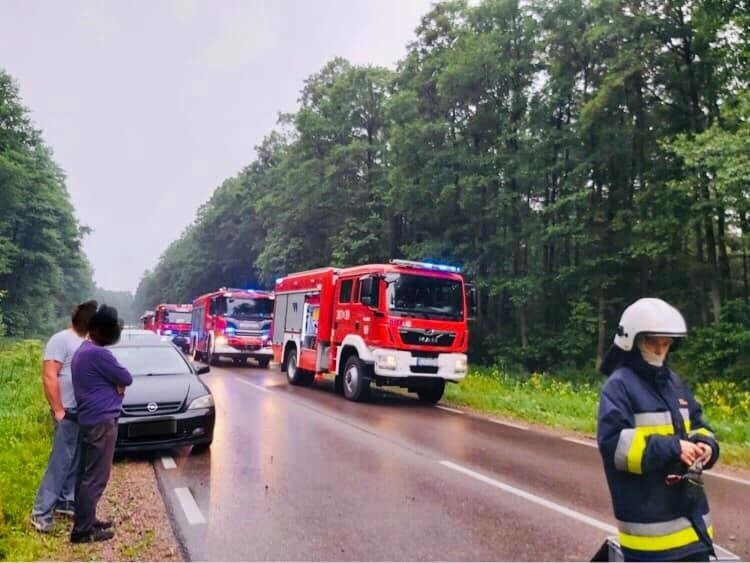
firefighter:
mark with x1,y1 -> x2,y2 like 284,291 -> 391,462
597,298 -> 719,562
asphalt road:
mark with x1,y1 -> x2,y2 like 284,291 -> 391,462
153,364 -> 750,561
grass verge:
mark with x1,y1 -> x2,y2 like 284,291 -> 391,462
444,366 -> 750,469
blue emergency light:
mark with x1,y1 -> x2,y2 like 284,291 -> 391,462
390,259 -> 461,273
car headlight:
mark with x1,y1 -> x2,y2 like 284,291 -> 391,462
188,394 -> 214,409
215,336 -> 228,346
376,353 -> 397,370
455,357 -> 468,373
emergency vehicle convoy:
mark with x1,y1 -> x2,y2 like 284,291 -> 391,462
152,303 -> 193,353
190,287 -> 274,367
272,260 -> 475,403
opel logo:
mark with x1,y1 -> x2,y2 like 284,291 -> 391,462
147,402 -> 158,413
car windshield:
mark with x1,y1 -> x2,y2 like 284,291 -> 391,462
223,297 -> 273,320
163,310 -> 191,324
386,274 -> 464,321
109,346 -> 192,376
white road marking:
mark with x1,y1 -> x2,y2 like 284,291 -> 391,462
489,418 -> 529,430
440,460 -> 617,534
704,470 -> 750,486
235,378 -> 270,393
563,437 -> 597,448
436,405 -> 464,415
174,487 -> 206,525
161,456 -> 176,469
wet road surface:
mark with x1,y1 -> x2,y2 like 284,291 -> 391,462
153,364 -> 750,561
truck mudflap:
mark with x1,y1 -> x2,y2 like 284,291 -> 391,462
369,347 -> 467,380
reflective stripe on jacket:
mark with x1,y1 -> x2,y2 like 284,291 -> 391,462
597,362 -> 719,561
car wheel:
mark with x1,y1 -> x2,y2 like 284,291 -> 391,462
417,379 -> 445,404
257,357 -> 270,369
342,355 -> 371,402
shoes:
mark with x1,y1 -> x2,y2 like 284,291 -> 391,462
30,514 -> 53,534
55,500 -> 75,516
70,528 -> 115,543
93,519 -> 113,530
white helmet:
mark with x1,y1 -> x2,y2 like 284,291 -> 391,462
614,298 -> 687,351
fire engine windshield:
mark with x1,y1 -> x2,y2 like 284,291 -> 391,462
386,274 -> 464,321
163,311 -> 191,324
222,297 -> 273,320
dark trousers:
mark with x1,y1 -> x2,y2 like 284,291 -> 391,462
73,418 -> 117,534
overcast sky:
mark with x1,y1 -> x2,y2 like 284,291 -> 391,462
0,0 -> 433,292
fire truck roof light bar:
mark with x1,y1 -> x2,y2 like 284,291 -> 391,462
390,259 -> 461,274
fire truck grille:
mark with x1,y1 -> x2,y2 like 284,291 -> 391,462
121,401 -> 183,416
410,365 -> 440,374
399,329 -> 455,347
235,330 -> 265,337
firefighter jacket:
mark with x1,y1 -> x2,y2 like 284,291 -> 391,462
597,352 -> 720,562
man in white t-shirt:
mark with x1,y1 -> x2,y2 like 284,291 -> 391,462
31,300 -> 98,533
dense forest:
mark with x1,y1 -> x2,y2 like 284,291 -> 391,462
0,70 -> 93,337
134,0 -> 749,377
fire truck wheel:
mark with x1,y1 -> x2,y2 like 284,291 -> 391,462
342,355 -> 371,402
191,343 -> 202,362
286,348 -> 302,384
417,379 -> 445,404
207,340 -> 221,366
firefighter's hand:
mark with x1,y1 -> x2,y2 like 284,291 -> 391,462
680,440 -> 702,466
697,442 -> 713,464
115,385 -> 125,395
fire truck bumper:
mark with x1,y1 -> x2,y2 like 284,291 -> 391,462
370,348 -> 468,381
214,339 -> 273,358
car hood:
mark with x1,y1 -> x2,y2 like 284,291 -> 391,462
122,374 -> 194,406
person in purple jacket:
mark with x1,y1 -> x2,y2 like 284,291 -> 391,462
70,305 -> 132,543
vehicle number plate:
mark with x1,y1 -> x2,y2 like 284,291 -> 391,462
128,420 -> 177,438
415,357 -> 438,367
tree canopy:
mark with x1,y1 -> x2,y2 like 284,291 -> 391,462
134,0 -> 749,377
0,70 -> 93,337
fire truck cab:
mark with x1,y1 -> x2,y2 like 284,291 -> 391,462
153,303 -> 193,353
190,288 -> 274,367
272,260 -> 475,403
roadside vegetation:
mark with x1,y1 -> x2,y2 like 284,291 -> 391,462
446,367 -> 750,469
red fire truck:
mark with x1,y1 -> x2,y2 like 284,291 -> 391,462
140,310 -> 155,331
190,288 -> 275,367
152,303 -> 193,353
272,260 -> 476,403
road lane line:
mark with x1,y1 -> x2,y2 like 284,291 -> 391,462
161,456 -> 176,469
704,470 -> 750,486
440,460 -> 617,534
563,437 -> 597,448
436,405 -> 464,414
174,487 -> 206,525
235,377 -> 271,393
489,418 -> 529,430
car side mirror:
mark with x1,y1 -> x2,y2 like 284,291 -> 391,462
195,365 -> 210,375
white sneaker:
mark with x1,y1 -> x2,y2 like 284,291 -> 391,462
30,514 -> 53,533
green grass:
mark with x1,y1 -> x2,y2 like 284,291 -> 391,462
0,339 -> 58,560
445,366 -> 750,468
